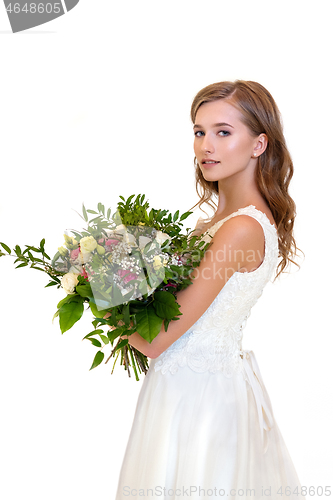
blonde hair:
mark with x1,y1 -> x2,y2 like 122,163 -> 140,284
190,80 -> 303,280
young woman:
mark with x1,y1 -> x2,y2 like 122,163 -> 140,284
115,80 -> 304,499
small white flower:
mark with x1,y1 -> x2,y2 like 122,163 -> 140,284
61,272 -> 79,295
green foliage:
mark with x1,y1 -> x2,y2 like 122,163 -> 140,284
135,304 -> 164,343
75,284 -> 93,299
90,351 -> 104,370
115,193 -> 192,234
0,242 -> 11,254
0,193 -> 211,380
59,298 -> 85,333
89,301 -> 110,318
153,291 -> 181,320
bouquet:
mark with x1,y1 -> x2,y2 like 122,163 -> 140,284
0,194 -> 209,380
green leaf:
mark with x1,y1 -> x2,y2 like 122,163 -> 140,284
59,300 -> 84,333
83,329 -> 104,340
123,303 -> 130,326
98,334 -> 109,344
110,307 -> 118,325
173,210 -> 179,222
89,301 -> 110,318
15,262 -> 28,268
136,304 -> 163,343
89,351 -> 104,370
30,266 -> 45,272
57,295 -> 76,309
179,211 -> 192,221
127,194 -> 135,205
0,242 -> 11,254
90,338 -> 102,347
82,203 -> 88,222
106,284 -> 125,308
45,281 -> 59,288
153,291 -> 181,320
87,209 -> 98,215
14,245 -> 22,256
75,284 -> 93,299
107,328 -> 123,342
30,257 -> 44,263
113,338 -> 129,351
88,215 -> 104,224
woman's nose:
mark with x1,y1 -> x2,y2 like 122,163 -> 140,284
201,134 -> 214,154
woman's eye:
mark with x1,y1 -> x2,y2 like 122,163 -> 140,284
194,130 -> 230,137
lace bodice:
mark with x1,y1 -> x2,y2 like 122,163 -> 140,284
153,205 -> 279,377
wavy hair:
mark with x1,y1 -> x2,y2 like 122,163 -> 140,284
190,80 -> 303,280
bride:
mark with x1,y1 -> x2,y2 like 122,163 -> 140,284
115,80 -> 304,499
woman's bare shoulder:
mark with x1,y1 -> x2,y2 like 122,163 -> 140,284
208,212 -> 265,245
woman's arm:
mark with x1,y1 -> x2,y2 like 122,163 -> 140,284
120,215 -> 265,359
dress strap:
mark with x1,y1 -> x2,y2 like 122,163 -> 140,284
240,349 -> 274,454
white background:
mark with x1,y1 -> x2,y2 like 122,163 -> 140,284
0,1 -> 332,498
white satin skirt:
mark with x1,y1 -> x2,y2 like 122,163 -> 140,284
115,351 -> 304,499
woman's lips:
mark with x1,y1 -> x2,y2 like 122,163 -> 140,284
201,160 -> 220,168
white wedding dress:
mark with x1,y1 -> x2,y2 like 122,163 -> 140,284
115,205 -> 304,499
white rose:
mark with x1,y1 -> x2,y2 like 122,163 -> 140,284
155,231 -> 170,246
61,272 -> 79,295
114,224 -> 127,235
139,235 -> 152,250
69,264 -> 83,274
77,251 -> 92,264
123,232 -> 137,246
79,236 -> 97,253
152,255 -> 163,270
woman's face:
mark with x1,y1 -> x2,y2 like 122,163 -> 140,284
193,99 -> 259,184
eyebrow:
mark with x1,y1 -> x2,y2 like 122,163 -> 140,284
193,122 -> 234,129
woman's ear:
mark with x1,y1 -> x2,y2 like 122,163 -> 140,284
253,133 -> 268,157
